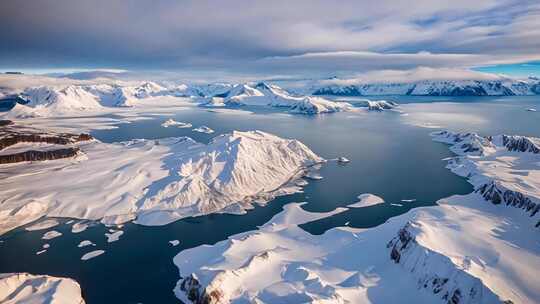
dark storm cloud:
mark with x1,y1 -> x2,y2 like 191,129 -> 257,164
1,0 -> 539,77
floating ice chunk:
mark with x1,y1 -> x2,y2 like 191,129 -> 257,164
105,230 -> 124,243
71,221 -> 90,233
42,230 -> 62,240
337,157 -> 350,163
78,240 -> 95,248
36,249 -> 47,255
348,194 -> 384,208
169,240 -> 180,246
43,243 -> 50,249
161,119 -> 192,128
526,108 -> 537,112
192,125 -> 214,134
401,199 -> 416,203
295,179 -> 309,187
305,172 -> 323,180
25,219 -> 60,231
81,250 -> 105,261
390,203 -> 403,207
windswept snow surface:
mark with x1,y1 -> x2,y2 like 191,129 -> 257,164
0,131 -> 323,234
174,131 -> 540,304
0,273 -> 84,304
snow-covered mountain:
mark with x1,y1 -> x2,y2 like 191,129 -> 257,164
5,81 -> 173,116
202,82 -> 352,114
312,78 -> 540,96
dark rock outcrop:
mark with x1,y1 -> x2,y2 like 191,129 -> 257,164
500,135 -> 540,154
0,121 -> 92,164
178,274 -> 223,304
0,147 -> 80,164
476,182 -> 540,218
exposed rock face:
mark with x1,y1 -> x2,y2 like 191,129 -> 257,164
0,120 -> 92,164
178,274 -> 224,304
0,120 -> 13,127
0,147 -> 80,164
476,182 -> 540,217
431,130 -> 495,156
500,135 -> 540,154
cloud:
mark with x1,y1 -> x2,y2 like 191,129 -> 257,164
0,0 -> 538,77
0,74 -> 138,94
319,67 -> 507,85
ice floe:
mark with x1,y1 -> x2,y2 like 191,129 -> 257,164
41,230 -> 62,240
78,240 -> 96,248
192,125 -> 214,134
105,230 -> 124,243
81,250 -> 105,261
347,193 -> 385,208
161,119 -> 192,128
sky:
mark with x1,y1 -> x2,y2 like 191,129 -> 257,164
1,0 -> 540,81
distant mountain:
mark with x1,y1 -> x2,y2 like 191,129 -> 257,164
201,82 -> 352,114
312,78 -> 540,96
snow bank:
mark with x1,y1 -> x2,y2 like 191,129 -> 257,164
0,272 -> 84,304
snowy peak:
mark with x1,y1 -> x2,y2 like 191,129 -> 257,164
23,85 -> 103,113
205,82 -> 352,114
141,130 -> 323,215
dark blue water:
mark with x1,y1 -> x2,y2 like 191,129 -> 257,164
1,96 -> 539,303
